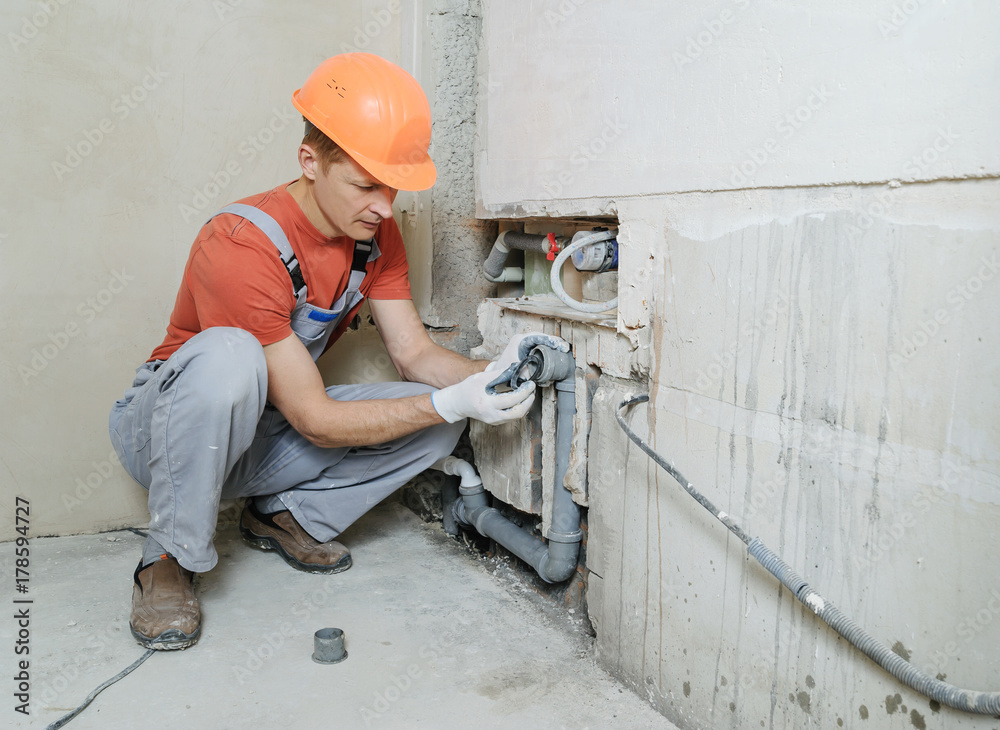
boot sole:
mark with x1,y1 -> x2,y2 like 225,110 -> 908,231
239,523 -> 353,575
130,624 -> 200,651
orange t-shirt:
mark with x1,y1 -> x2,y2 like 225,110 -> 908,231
149,182 -> 411,362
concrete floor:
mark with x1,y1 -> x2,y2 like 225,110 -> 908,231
6,502 -> 680,730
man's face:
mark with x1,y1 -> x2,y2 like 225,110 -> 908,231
311,154 -> 398,240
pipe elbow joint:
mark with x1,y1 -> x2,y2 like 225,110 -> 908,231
537,538 -> 581,583
433,456 -> 483,489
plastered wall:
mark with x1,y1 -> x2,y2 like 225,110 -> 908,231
478,1 -> 999,728
0,0 -> 455,540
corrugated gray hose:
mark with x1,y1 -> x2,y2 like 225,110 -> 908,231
617,394 -> 1000,716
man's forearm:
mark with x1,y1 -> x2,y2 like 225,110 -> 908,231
398,342 -> 489,388
372,299 -> 494,388
298,393 -> 445,449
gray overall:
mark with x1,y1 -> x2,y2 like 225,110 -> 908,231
109,204 -> 464,573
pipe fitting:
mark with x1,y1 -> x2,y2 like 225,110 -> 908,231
432,456 -> 482,489
545,528 -> 584,543
549,229 -> 618,313
451,499 -> 471,528
483,230 -> 568,282
431,351 -> 582,585
312,628 -> 348,664
485,267 -> 525,283
553,377 -> 576,392
537,539 -> 580,583
459,483 -> 485,497
505,345 -> 576,392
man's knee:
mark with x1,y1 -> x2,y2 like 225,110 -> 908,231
425,418 -> 465,461
179,327 -> 267,403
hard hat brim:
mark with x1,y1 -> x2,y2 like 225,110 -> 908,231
345,145 -> 437,192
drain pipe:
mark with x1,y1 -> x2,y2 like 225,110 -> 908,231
483,231 -> 567,284
433,347 -> 582,583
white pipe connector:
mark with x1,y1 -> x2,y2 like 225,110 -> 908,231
484,266 -> 524,283
431,456 -> 482,489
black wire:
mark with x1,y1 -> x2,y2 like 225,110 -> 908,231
616,394 -> 751,545
46,649 -> 155,729
44,527 -> 154,727
616,393 -> 1000,715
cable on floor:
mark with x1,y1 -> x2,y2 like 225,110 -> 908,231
45,649 -> 155,729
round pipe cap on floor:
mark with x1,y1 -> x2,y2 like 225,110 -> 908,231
312,627 -> 348,664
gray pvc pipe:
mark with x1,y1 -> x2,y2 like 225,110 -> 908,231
483,231 -> 555,279
433,370 -> 582,584
545,378 -> 584,573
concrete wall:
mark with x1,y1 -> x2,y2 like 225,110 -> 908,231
0,0 -> 469,539
423,0 -> 497,354
477,1 -> 1000,728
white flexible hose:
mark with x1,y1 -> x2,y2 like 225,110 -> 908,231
549,230 -> 618,313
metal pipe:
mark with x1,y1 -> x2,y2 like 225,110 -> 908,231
431,353 -> 581,583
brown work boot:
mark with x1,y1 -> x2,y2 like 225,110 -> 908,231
130,554 -> 201,650
239,502 -> 352,574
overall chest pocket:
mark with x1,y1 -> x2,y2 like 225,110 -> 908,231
289,306 -> 339,348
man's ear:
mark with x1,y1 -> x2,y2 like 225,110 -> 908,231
298,143 -> 320,181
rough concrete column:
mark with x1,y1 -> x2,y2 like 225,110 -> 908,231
425,0 -> 496,355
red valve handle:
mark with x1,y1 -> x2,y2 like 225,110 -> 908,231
546,232 -> 559,261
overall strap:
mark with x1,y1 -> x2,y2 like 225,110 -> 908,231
210,204 -> 307,306
326,238 -> 374,313
347,239 -> 373,290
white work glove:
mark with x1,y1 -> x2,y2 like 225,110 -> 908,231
486,332 -> 570,374
431,370 -> 537,425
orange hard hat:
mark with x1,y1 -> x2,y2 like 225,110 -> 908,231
292,53 -> 436,191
